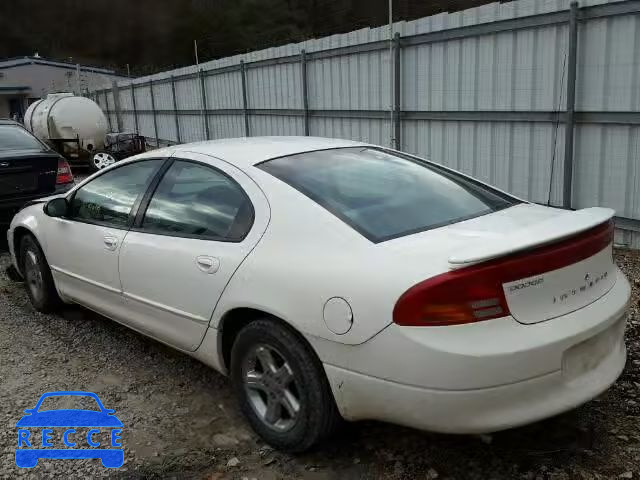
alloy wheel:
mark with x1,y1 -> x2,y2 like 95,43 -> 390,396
92,152 -> 116,169
241,344 -> 301,432
24,249 -> 44,303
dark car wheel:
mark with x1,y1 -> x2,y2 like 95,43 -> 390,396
230,319 -> 341,452
19,234 -> 61,312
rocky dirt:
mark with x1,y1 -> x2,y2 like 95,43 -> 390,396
0,242 -> 638,479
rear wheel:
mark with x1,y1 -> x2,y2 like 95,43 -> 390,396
19,235 -> 61,312
230,319 -> 341,452
90,151 -> 117,172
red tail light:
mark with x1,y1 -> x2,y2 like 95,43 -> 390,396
393,220 -> 614,327
56,158 -> 74,184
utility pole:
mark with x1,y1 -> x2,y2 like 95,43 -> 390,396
75,64 -> 81,95
388,0 -> 394,149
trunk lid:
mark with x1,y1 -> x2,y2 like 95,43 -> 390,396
448,205 -> 616,325
0,149 -> 59,200
385,203 -> 616,326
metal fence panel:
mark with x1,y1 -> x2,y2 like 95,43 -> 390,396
178,115 -> 205,143
574,124 -> 640,217
309,117 -> 389,145
175,77 -> 202,110
247,63 -> 301,109
307,49 -> 391,110
209,114 -> 245,139
156,113 -> 175,142
403,120 -> 566,205
91,0 -> 640,243
133,84 -> 152,110
153,82 -> 173,110
120,112 -> 136,133
250,115 -> 304,136
205,72 -> 243,109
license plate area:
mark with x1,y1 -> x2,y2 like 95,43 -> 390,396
562,317 -> 625,381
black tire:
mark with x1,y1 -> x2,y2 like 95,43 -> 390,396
230,319 -> 341,452
19,234 -> 61,312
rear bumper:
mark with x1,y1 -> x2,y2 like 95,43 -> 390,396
325,316 -> 625,433
318,268 -> 629,433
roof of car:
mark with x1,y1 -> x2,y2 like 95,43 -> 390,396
169,136 -> 371,168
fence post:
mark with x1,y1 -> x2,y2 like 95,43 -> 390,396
104,90 -> 112,132
394,32 -> 402,150
199,69 -> 210,140
563,1 -> 579,209
111,80 -> 123,132
149,79 -> 159,147
240,61 -> 250,137
301,50 -> 310,136
131,83 -> 139,135
171,75 -> 181,144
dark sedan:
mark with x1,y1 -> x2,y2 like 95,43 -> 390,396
0,119 -> 74,223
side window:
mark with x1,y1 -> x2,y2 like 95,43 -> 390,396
69,160 -> 163,228
141,160 -> 253,241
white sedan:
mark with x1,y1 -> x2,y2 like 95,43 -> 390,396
8,137 -> 630,452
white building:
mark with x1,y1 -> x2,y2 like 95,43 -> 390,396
0,56 -> 126,119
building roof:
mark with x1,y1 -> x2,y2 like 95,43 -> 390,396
0,56 -> 120,76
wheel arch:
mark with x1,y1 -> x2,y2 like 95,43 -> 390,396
217,307 -> 321,374
13,226 -> 38,274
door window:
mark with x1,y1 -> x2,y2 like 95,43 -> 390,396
69,160 -> 163,228
141,160 -> 253,241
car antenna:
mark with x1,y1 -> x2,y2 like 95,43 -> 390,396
546,50 -> 568,207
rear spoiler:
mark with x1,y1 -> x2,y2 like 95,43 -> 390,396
448,207 -> 615,269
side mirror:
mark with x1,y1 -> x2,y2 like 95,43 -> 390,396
44,198 -> 68,218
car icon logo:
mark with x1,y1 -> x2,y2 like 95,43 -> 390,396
15,391 -> 123,468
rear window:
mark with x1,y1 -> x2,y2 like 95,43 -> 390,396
258,147 -> 518,243
0,125 -> 45,151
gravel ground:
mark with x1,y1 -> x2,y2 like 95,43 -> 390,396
0,240 -> 638,479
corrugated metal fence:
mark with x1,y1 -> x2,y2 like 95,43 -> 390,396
92,0 -> 640,247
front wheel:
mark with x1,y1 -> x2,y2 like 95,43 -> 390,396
230,319 -> 341,452
90,151 -> 117,172
19,235 -> 61,312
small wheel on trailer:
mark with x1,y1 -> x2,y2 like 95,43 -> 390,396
90,151 -> 117,172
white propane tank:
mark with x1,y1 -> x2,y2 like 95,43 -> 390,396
24,93 -> 109,158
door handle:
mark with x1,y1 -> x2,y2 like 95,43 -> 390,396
103,236 -> 118,251
195,255 -> 219,274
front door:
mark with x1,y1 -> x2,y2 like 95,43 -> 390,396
45,159 -> 164,318
118,153 -> 269,351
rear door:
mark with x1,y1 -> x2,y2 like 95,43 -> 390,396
117,152 -> 269,351
0,125 -> 58,200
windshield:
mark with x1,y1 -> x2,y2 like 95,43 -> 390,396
258,147 -> 518,243
0,125 -> 45,151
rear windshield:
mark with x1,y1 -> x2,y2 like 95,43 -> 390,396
258,147 -> 518,243
0,125 -> 45,151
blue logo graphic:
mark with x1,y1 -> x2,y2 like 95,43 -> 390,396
15,391 -> 123,468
